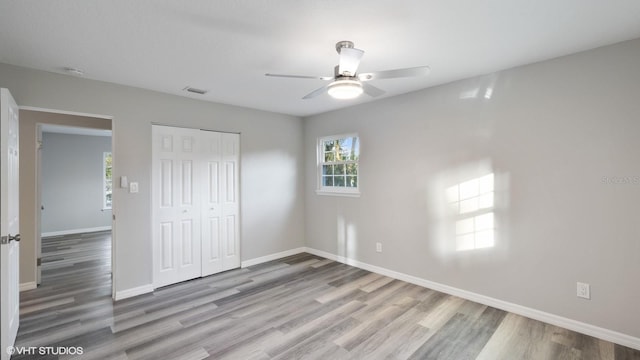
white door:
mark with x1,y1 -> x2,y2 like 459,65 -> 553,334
1,88 -> 20,360
201,132 -> 240,276
152,126 -> 202,288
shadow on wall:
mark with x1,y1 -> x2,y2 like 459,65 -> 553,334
427,159 -> 511,262
241,150 -> 300,255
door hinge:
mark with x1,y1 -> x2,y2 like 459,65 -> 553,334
1,234 -> 20,244
37,257 -> 42,266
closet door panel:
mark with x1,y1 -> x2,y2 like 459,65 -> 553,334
201,131 -> 223,276
221,133 -> 240,271
153,126 -> 202,287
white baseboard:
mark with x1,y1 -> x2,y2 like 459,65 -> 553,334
114,284 -> 153,301
19,281 -> 37,292
241,247 -> 306,268
42,226 -> 112,237
303,247 -> 640,351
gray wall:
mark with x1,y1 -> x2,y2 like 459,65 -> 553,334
41,132 -> 112,234
304,38 -> 640,339
1,63 -> 305,294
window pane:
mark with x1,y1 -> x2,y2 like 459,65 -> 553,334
351,137 -> 359,160
322,165 -> 334,175
322,176 -> 334,187
324,140 -> 334,152
324,152 -> 335,162
346,163 -> 357,175
346,176 -> 357,187
337,139 -> 351,160
334,176 -> 345,187
334,164 -> 345,175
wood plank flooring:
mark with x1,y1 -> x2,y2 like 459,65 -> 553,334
14,231 -> 640,359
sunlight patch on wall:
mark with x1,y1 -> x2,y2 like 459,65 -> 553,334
427,159 -> 510,258
336,216 -> 358,259
447,173 -> 495,251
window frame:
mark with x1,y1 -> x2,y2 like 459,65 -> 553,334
103,151 -> 113,210
316,133 -> 361,197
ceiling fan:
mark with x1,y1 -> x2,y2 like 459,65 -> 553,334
265,41 -> 431,100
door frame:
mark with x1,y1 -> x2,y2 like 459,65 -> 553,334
20,106 -> 117,299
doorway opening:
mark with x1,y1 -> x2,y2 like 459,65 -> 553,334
16,108 -> 114,300
37,124 -> 113,297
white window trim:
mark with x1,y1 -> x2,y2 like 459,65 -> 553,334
103,151 -> 112,210
316,133 -> 361,197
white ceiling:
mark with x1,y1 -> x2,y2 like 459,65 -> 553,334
1,1 -> 640,117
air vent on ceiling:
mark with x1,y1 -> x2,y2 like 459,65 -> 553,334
63,67 -> 85,76
183,86 -> 208,95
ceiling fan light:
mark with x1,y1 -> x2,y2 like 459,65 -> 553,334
327,79 -> 363,100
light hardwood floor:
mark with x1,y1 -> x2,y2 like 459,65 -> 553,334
14,231 -> 640,359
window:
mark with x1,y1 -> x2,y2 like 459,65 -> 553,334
446,173 -> 495,251
317,134 -> 360,196
103,152 -> 112,209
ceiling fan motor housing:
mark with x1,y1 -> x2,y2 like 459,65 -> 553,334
335,40 -> 355,53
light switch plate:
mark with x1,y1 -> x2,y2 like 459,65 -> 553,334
129,182 -> 139,193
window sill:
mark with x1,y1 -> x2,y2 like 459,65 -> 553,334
102,208 -> 112,211
315,189 -> 361,198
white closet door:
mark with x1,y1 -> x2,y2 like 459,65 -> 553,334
201,131 -> 223,276
201,132 -> 240,275
220,133 -> 240,271
152,126 -> 202,288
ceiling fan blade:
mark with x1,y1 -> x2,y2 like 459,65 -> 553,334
362,83 -> 386,98
302,85 -> 329,100
265,73 -> 333,81
358,66 -> 431,81
338,47 -> 364,76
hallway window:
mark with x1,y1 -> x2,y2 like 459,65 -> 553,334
103,152 -> 112,209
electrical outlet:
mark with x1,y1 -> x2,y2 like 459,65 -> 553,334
376,242 -> 382,253
577,282 -> 590,299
